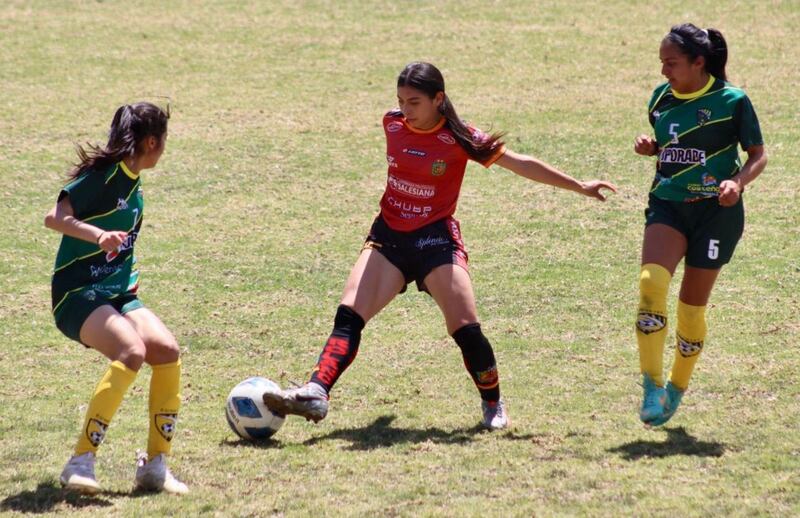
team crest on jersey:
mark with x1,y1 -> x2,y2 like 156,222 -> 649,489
697,108 -> 712,126
116,198 -> 128,210
155,413 -> 178,442
652,110 -> 661,121
431,159 -> 446,176
677,334 -> 703,357
85,418 -> 109,447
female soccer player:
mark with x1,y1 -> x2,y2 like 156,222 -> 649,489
263,62 -> 617,430
45,102 -> 188,494
634,24 -> 767,425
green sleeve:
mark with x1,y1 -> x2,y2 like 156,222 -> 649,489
58,171 -> 105,218
734,95 -> 764,150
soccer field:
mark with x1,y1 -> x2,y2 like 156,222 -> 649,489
1,1 -> 798,516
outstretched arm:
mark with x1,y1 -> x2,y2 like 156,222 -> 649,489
494,149 -> 617,201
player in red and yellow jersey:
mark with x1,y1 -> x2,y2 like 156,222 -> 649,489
263,62 -> 617,429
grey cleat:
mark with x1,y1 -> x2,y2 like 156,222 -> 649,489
262,382 -> 330,423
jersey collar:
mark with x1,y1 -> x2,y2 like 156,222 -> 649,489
119,161 -> 140,180
671,75 -> 715,100
404,116 -> 446,134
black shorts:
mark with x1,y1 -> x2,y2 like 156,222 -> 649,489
645,194 -> 744,269
364,214 -> 469,293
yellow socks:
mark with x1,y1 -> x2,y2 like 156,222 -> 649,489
147,359 -> 181,458
669,301 -> 707,390
75,361 -> 137,455
636,263 -> 672,387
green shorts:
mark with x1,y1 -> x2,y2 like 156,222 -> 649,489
645,194 -> 744,269
54,289 -> 143,344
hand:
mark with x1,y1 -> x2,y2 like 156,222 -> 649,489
718,179 -> 742,207
580,180 -> 618,201
97,230 -> 128,252
634,135 -> 658,156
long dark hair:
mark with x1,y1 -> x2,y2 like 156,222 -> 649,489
665,23 -> 728,81
69,102 -> 169,180
397,62 -> 504,163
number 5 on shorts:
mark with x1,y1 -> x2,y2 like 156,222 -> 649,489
708,239 -> 720,260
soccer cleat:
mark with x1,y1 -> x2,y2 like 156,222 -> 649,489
60,452 -> 101,494
639,374 -> 667,425
481,398 -> 509,430
134,452 -> 189,495
262,382 -> 329,423
649,382 -> 685,426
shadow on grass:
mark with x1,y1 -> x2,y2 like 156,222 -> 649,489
218,437 -> 283,449
303,414 -> 536,451
0,480 -> 139,514
607,426 -> 726,460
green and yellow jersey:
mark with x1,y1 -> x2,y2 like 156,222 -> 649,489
648,76 -> 763,201
51,161 -> 143,320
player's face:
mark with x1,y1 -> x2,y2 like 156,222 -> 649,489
139,132 -> 168,169
397,86 -> 443,130
660,40 -> 706,94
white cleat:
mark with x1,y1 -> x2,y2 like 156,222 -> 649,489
134,452 -> 189,495
60,452 -> 101,494
481,399 -> 510,430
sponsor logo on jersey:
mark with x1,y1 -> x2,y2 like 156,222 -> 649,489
105,231 -> 138,263
636,312 -> 666,334
658,147 -> 706,166
387,174 -> 435,199
155,413 -> 178,441
386,196 -> 432,219
431,159 -> 447,176
437,133 -> 456,145
415,236 -> 450,250
116,198 -> 128,210
696,108 -> 712,126
90,264 -> 123,278
85,418 -> 109,447
387,155 -> 398,168
387,121 -> 404,133
677,333 -> 703,357
403,148 -> 427,157
701,172 -> 717,186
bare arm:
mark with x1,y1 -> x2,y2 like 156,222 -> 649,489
493,149 -> 618,201
44,196 -> 127,252
718,145 -> 767,207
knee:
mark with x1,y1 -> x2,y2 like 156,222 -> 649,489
146,336 -> 180,364
639,263 -> 672,305
119,340 -> 147,371
452,323 -> 489,351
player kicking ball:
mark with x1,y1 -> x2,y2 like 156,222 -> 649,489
45,102 -> 188,494
263,62 -> 616,430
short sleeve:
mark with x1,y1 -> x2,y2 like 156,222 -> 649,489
469,126 -> 506,168
58,171 -> 105,218
733,95 -> 764,150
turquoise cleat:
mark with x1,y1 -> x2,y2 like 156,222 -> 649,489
649,382 -> 684,426
639,374 -> 667,425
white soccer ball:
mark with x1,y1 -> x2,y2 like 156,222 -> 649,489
225,377 -> 285,441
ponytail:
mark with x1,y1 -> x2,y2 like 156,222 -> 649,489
397,62 -> 504,163
705,28 -> 728,81
665,23 -> 728,81
69,101 -> 169,180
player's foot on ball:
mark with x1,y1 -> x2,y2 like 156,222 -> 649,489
60,452 -> 101,494
640,373 -> 667,425
262,382 -> 329,423
481,398 -> 509,430
649,381 -> 684,426
134,452 -> 189,495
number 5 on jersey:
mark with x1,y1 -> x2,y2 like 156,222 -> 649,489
669,123 -> 680,144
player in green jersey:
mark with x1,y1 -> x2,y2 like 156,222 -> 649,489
44,102 -> 188,494
633,24 -> 767,425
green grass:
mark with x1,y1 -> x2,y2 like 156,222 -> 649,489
1,0 -> 799,516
